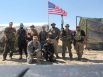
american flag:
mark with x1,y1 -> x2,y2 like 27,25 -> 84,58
48,1 -> 67,16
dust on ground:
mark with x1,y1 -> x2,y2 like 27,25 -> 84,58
0,40 -> 103,65
0,49 -> 103,65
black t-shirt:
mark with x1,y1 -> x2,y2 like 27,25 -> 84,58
17,28 -> 27,41
39,31 -> 47,42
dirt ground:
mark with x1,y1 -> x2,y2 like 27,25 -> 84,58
0,40 -> 103,65
0,49 -> 103,65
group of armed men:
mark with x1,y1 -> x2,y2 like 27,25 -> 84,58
2,22 -> 85,64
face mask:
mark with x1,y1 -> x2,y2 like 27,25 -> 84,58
20,27 -> 23,29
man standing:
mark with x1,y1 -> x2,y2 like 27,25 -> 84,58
48,23 -> 60,58
16,23 -> 27,60
74,26 -> 85,60
60,24 -> 73,60
39,26 -> 47,49
27,25 -> 38,40
3,22 -> 16,61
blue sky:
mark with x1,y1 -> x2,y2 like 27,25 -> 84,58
0,0 -> 47,24
0,0 -> 103,30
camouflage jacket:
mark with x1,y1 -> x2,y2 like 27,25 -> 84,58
48,27 -> 60,40
29,29 -> 38,37
27,41 -> 41,54
74,30 -> 85,42
60,29 -> 72,41
4,27 -> 16,42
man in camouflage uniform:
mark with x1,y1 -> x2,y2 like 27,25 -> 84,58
74,26 -> 85,60
27,36 -> 42,64
61,24 -> 73,60
48,23 -> 60,58
27,25 -> 38,41
3,22 -> 16,61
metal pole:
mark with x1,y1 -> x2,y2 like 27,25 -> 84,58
76,16 -> 78,27
48,13 -> 50,31
48,0 -> 50,31
61,15 -> 64,30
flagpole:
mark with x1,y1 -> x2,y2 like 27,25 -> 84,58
61,15 -> 64,30
48,13 -> 50,31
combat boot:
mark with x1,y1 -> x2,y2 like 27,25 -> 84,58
2,58 -> 7,61
77,56 -> 82,61
62,53 -> 65,59
69,50 -> 73,60
2,54 -> 7,61
9,56 -> 12,60
56,55 -> 60,58
70,56 -> 73,60
9,53 -> 13,60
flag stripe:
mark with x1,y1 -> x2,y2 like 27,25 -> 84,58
48,1 -> 67,16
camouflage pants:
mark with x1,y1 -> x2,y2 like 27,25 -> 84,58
3,41 -> 15,59
27,49 -> 42,64
75,42 -> 84,59
62,40 -> 72,58
50,39 -> 58,57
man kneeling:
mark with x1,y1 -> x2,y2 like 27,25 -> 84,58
42,38 -> 56,62
27,36 -> 42,64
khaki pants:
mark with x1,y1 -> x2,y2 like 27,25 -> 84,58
62,40 -> 72,58
3,41 -> 15,60
50,39 -> 58,57
27,49 -> 42,64
75,42 -> 84,59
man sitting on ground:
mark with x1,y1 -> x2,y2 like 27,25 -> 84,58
42,38 -> 56,62
27,36 -> 42,64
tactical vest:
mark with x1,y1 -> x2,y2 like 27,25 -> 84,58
75,31 -> 81,41
75,30 -> 85,41
49,28 -> 59,39
62,29 -> 72,41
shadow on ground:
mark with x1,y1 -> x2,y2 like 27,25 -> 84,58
7,58 -> 27,63
1,54 -> 103,64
